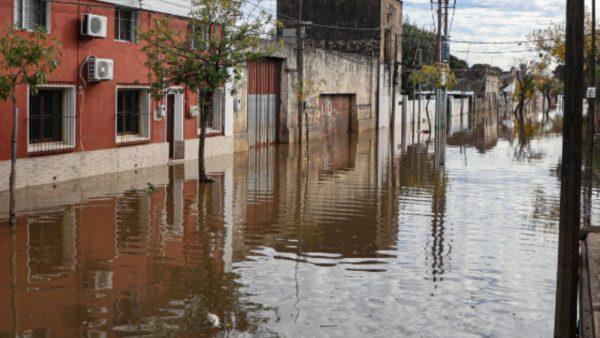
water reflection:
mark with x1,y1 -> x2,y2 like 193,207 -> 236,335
0,122 -> 562,336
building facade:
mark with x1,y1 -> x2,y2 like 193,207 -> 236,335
277,0 -> 403,130
0,0 -> 234,190
232,41 -> 379,152
1,0 -> 391,191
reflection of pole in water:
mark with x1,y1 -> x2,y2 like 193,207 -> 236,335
10,226 -> 18,338
427,171 -> 448,289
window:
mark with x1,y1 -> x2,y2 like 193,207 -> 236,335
114,7 -> 138,42
14,0 -> 50,31
116,88 -> 150,143
28,86 -> 76,153
189,23 -> 209,50
198,88 -> 224,135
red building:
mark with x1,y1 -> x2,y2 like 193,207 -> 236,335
0,0 -> 234,191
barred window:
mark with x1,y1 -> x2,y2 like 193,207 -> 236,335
14,0 -> 49,31
198,88 -> 224,135
115,7 -> 138,42
28,86 -> 76,154
116,88 -> 150,143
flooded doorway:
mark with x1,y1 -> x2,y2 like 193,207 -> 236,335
247,58 -> 281,146
167,94 -> 176,158
321,94 -> 351,136
166,90 -> 184,159
321,94 -> 353,167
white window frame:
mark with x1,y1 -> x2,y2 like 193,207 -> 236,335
114,7 -> 139,43
26,84 -> 77,154
115,85 -> 151,144
197,87 -> 225,136
13,0 -> 51,32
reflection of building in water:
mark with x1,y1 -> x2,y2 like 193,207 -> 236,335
231,131 -> 402,260
1,128 -> 452,335
0,166 -> 244,337
447,105 -> 499,153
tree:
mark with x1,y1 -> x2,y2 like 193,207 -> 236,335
293,77 -> 325,147
0,25 -> 61,225
402,20 -> 467,95
409,65 -> 456,132
140,0 -> 276,183
529,12 -> 599,79
534,73 -> 561,122
513,63 -> 537,137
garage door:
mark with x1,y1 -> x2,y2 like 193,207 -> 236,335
247,59 -> 281,146
320,95 -> 351,135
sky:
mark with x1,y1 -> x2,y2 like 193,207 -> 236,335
403,0 -> 565,70
136,0 -> 566,71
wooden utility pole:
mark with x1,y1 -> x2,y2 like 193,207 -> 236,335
297,0 -> 305,143
554,0 -> 584,336
584,0 -> 596,228
589,0 -> 596,145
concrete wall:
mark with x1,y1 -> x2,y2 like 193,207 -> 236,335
233,42 -> 380,152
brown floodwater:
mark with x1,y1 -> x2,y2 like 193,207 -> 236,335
0,127 -> 563,337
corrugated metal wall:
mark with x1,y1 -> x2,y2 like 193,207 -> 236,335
247,59 -> 281,146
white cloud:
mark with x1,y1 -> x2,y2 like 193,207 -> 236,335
403,0 -> 566,69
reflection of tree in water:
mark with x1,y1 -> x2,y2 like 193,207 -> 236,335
531,187 -> 560,234
513,123 -> 545,162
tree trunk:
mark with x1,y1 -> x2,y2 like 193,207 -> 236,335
9,96 -> 18,226
425,98 -> 432,132
198,91 -> 214,183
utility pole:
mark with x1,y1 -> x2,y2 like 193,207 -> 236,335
434,0 -> 443,167
434,0 -> 450,166
584,0 -> 596,227
417,48 -> 423,144
554,0 -> 584,336
297,0 -> 305,144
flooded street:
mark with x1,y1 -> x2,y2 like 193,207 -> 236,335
0,127 -> 563,337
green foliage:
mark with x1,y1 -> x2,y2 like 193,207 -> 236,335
0,24 -> 61,101
409,65 -> 456,90
402,20 -> 467,94
140,0 -> 278,101
529,12 -> 599,76
294,78 -> 326,104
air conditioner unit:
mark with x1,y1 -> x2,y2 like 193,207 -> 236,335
81,14 -> 107,38
88,57 -> 114,81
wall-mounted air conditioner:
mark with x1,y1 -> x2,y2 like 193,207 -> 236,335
88,57 -> 114,81
81,14 -> 108,38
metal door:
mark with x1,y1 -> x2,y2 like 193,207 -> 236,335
321,95 -> 351,135
247,59 -> 280,146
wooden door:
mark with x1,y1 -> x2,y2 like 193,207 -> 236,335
321,95 -> 351,135
167,94 -> 175,159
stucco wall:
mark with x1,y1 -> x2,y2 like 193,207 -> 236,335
233,42 -> 379,152
0,142 -> 169,191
